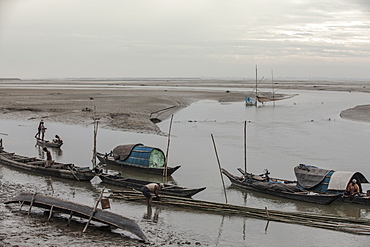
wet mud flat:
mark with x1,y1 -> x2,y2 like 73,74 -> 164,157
0,179 -> 206,247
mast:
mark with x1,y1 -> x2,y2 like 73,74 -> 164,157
255,65 -> 258,99
272,70 -> 275,106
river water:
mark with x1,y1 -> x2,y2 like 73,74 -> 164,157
1,89 -> 370,246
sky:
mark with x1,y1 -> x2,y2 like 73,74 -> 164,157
1,0 -> 370,79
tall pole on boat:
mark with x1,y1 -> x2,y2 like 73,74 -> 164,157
272,70 -> 275,106
255,65 -> 258,99
163,114 -> 174,177
211,133 -> 228,204
244,121 -> 247,175
92,106 -> 99,169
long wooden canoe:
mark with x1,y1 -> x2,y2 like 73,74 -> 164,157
5,192 -> 147,242
97,153 -> 180,176
222,168 -> 340,205
0,149 -> 95,181
99,173 -> 206,197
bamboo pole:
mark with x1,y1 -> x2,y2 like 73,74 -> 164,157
163,115 -> 174,177
272,70 -> 275,106
255,65 -> 258,99
109,190 -> 370,235
83,187 -> 105,233
67,211 -> 73,226
28,192 -> 37,215
244,121 -> 247,175
47,205 -> 54,222
92,108 -> 99,169
211,134 -> 228,204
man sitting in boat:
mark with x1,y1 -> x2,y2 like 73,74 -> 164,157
43,147 -> 54,167
53,135 -> 63,144
141,183 -> 163,207
346,179 -> 360,198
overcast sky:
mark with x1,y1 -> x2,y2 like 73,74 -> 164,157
1,0 -> 370,79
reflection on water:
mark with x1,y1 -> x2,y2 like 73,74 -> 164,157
1,89 -> 370,246
144,207 -> 161,223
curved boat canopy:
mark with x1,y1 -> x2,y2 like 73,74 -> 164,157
295,164 -> 369,193
112,143 -> 165,168
328,171 -> 369,191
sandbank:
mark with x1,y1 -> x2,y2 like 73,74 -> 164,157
0,79 -> 369,134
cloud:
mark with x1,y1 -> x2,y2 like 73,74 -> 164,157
0,0 -> 370,78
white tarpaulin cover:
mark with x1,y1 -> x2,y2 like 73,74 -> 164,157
327,171 -> 355,191
328,171 -> 369,191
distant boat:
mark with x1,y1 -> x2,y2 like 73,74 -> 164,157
246,66 -> 298,105
97,143 -> 181,176
36,138 -> 63,148
255,92 -> 299,103
5,192 -> 147,242
99,173 -> 206,197
222,168 -> 340,205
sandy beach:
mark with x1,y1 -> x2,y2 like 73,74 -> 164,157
0,79 -> 369,133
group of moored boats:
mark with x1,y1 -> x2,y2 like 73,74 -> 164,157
3,139 -> 370,206
2,135 -> 370,242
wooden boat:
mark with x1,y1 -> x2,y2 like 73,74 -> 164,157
0,148 -> 96,181
99,173 -> 206,197
5,192 -> 147,242
97,143 -> 181,176
338,195 -> 370,205
294,164 -> 370,205
256,92 -> 299,103
222,168 -> 340,205
246,66 -> 298,105
36,138 -> 63,148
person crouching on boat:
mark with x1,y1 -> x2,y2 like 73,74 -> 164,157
346,179 -> 360,199
141,183 -> 163,207
43,147 -> 54,167
53,135 -> 62,144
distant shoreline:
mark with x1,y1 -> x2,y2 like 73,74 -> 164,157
0,79 -> 369,134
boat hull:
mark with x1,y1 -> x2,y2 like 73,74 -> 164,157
5,192 -> 147,242
36,138 -> 63,148
222,168 -> 339,205
339,195 -> 370,205
0,150 -> 95,181
99,174 -> 206,197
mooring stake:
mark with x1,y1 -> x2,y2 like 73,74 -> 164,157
28,193 -> 37,215
47,205 -> 54,222
265,207 -> 269,218
67,211 -> 73,226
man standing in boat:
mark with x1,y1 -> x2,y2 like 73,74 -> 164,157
141,183 -> 163,207
40,121 -> 47,141
35,120 -> 45,139
43,147 -> 53,167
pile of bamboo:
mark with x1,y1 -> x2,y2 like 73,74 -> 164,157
109,190 -> 370,236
